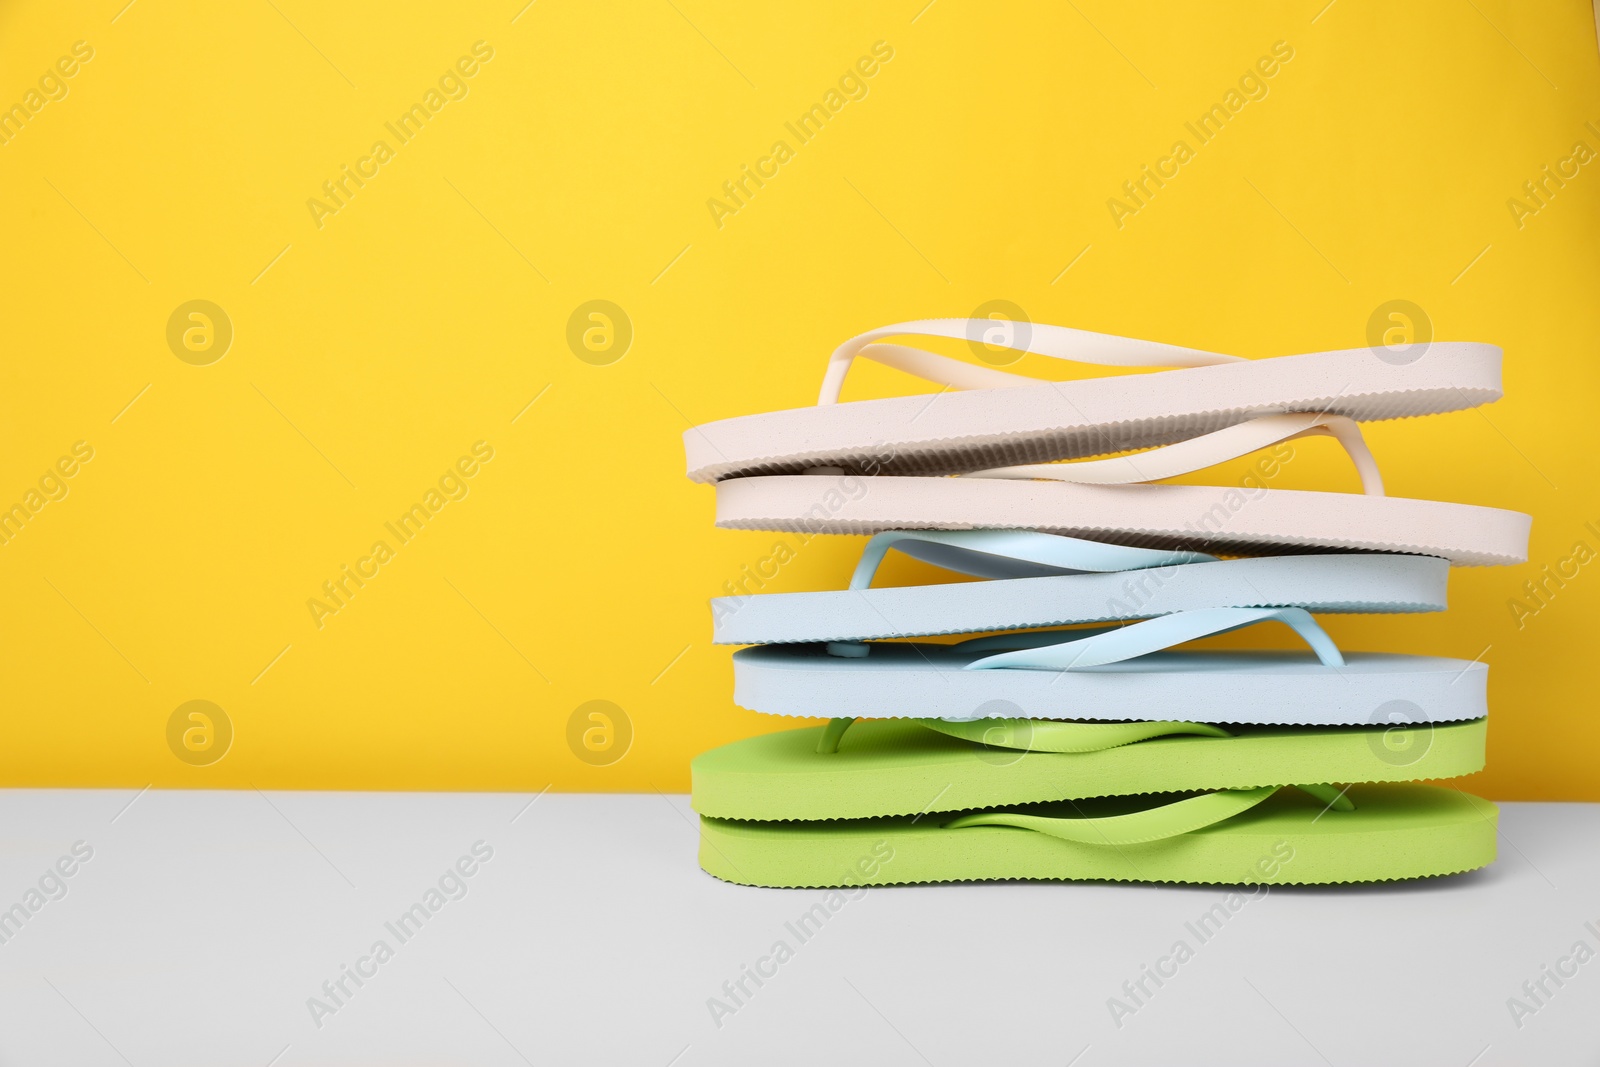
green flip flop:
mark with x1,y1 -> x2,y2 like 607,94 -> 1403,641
698,782 -> 1498,888
691,716 -> 1487,821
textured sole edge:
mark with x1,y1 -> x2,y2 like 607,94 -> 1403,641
715,476 -> 1532,567
695,861 -> 1493,889
687,355 -> 1503,482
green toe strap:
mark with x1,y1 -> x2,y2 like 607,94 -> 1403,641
817,717 -> 856,753
918,717 -> 1231,752
815,716 -> 1230,755
1297,782 -> 1357,811
945,783 -> 1355,846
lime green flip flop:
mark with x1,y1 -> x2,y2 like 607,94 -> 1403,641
691,716 -> 1487,821
698,783 -> 1497,887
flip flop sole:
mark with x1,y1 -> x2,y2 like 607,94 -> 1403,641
733,647 -> 1487,726
686,344 -> 1502,482
716,475 -> 1531,566
713,553 -> 1449,645
691,718 -> 1487,821
697,784 -> 1497,887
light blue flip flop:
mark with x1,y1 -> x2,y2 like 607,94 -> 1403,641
713,529 -> 1449,645
732,607 -> 1486,726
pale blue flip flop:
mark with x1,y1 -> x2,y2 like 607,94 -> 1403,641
713,529 -> 1449,645
732,606 -> 1486,726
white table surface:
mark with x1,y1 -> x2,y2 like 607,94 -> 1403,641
0,789 -> 1595,1066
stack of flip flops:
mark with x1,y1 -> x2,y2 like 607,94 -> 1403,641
684,321 -> 1531,888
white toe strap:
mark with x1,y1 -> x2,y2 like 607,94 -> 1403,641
817,319 -> 1245,405
964,412 -> 1386,496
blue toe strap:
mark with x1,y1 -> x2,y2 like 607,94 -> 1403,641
958,607 -> 1346,671
847,529 -> 1215,589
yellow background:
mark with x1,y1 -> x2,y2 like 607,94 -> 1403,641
1,1 -> 1596,799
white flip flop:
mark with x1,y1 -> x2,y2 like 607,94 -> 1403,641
712,412 -> 1531,566
684,320 -> 1502,482
713,529 -> 1451,645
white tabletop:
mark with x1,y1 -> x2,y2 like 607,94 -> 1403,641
0,789 -> 1594,1066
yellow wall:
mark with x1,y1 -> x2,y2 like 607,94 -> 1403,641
1,1 -> 1596,799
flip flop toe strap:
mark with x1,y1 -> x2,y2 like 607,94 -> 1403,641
944,783 -> 1354,846
815,716 -> 1229,755
816,607 -> 1345,752
817,319 -> 1243,406
958,606 -> 1345,671
916,718 -> 1230,752
815,322 -> 1383,496
847,528 -> 1215,588
965,411 -> 1385,496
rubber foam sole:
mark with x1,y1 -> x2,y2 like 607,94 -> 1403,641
712,553 -> 1450,645
715,475 -> 1531,566
691,718 -> 1487,821
698,783 -> 1498,887
685,344 -> 1503,482
733,647 -> 1487,726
